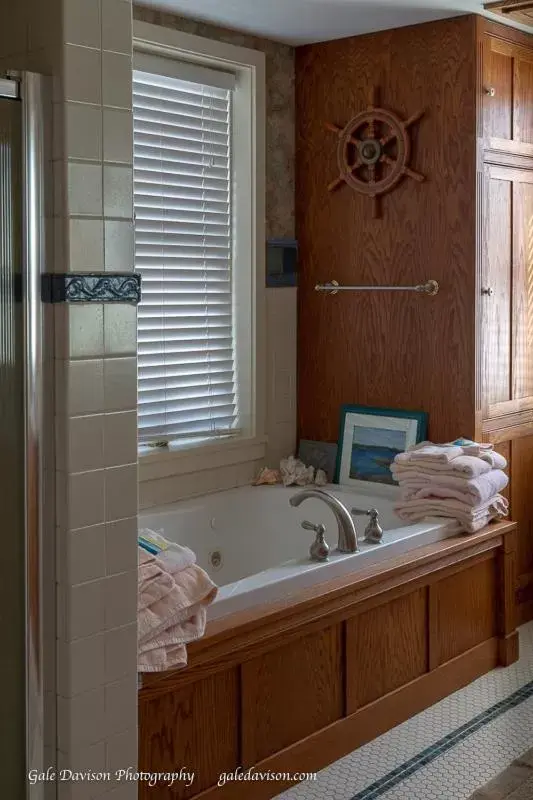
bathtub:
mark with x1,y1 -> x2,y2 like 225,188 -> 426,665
139,484 -> 460,621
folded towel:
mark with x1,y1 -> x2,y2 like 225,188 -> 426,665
404,440 -> 506,469
394,494 -> 508,533
394,469 -> 509,506
398,444 -> 465,464
391,453 -> 506,477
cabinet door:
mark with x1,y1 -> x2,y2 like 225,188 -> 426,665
481,165 -> 533,419
483,36 -> 533,147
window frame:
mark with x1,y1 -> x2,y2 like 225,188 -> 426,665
133,21 -> 267,485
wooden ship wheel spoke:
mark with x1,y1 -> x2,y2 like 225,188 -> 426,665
325,86 -> 425,217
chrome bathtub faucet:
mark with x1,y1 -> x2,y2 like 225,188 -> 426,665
289,488 -> 358,553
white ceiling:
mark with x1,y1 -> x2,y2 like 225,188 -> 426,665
137,0 -> 532,45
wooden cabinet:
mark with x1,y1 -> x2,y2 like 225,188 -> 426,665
483,36 -> 533,147
480,164 -> 533,420
478,24 -> 533,621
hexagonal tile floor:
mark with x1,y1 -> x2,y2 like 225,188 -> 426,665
275,622 -> 533,800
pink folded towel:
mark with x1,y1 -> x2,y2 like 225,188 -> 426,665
138,547 -> 217,673
391,453 -> 505,478
395,469 -> 509,506
394,494 -> 508,533
395,446 -> 507,472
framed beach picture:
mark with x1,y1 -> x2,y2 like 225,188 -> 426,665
334,404 -> 427,491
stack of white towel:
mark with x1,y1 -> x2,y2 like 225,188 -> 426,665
391,439 -> 509,533
138,529 -> 217,673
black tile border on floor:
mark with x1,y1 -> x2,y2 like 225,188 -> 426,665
350,678 -> 533,800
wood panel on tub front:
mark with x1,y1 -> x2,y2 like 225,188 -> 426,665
138,523 -> 517,800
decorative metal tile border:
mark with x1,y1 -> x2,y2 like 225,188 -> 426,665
350,677 -> 533,799
42,273 -> 141,304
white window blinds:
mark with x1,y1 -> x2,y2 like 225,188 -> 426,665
133,56 -> 240,445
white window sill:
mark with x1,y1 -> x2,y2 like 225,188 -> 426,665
138,435 -> 267,483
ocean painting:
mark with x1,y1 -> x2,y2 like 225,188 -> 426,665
350,425 -> 407,484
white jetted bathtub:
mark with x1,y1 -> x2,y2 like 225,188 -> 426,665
139,484 -> 460,621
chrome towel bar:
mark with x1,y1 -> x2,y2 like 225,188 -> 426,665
315,279 -> 439,296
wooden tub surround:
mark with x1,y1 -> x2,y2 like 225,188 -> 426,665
139,521 -> 518,799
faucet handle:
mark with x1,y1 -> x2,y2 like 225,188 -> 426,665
301,521 -> 329,562
351,507 -> 383,544
351,506 -> 371,516
301,520 -> 324,533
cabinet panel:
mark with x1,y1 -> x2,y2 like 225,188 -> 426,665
482,170 -> 512,410
138,668 -> 239,800
510,436 -> 533,578
429,559 -> 497,667
514,57 -> 533,144
512,180 -> 533,401
484,46 -> 513,140
346,589 -> 427,713
241,625 -> 343,765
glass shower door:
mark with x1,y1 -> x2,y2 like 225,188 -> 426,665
0,87 -> 26,798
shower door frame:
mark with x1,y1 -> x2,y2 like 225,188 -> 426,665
22,70 -> 48,795
1,70 -> 50,795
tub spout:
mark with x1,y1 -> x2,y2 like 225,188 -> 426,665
289,488 -> 358,553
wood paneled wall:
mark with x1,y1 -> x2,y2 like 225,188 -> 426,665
296,15 -> 479,444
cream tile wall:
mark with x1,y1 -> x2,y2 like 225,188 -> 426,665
0,0 -> 138,796
54,1 -> 138,796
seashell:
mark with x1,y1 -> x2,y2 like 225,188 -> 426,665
253,467 -> 281,486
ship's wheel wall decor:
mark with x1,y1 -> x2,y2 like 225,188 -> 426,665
326,86 -> 425,218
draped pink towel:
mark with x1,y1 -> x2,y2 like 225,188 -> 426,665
138,547 -> 217,673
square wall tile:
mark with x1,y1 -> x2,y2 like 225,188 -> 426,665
65,102 -> 102,162
104,165 -> 133,218
105,623 -> 137,682
104,357 -> 137,411
66,359 -> 105,416
102,51 -> 132,109
64,579 -> 106,641
105,675 -> 137,736
67,469 -> 105,529
105,464 -> 137,521
67,415 -> 104,473
69,218 -> 105,272
106,517 -> 138,575
104,572 -> 137,630
54,160 -> 66,217
102,0 -> 132,55
67,162 -> 103,217
104,220 -> 134,271
103,107 -> 133,164
57,688 -> 105,749
104,304 -> 136,356
63,524 -> 106,585
58,741 -> 106,775
64,0 -> 101,49
58,633 -> 105,697
103,411 -> 137,467
64,45 -> 102,105
67,304 -> 104,359
53,217 -> 67,274
105,728 -> 137,774
53,102 -> 65,162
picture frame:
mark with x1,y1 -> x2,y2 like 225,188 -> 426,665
334,404 -> 428,491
